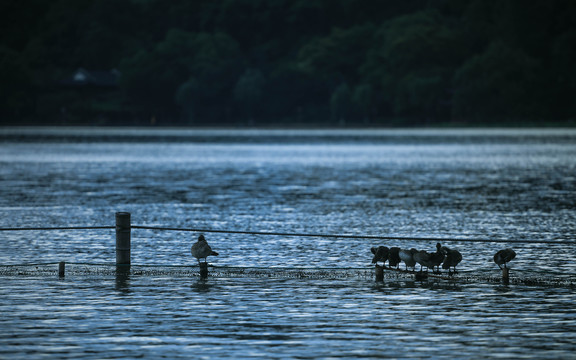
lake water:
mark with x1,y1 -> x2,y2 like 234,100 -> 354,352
1,128 -> 575,359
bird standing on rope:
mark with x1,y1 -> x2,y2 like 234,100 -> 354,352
428,243 -> 445,274
388,247 -> 401,269
440,246 -> 462,275
399,248 -> 418,271
414,250 -> 432,272
191,234 -> 219,265
493,248 -> 516,269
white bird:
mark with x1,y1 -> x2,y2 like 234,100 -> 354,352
399,248 -> 418,271
191,234 -> 219,265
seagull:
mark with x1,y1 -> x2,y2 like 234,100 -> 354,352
388,247 -> 401,269
441,246 -> 462,275
191,234 -> 219,265
428,243 -> 445,274
399,248 -> 418,271
493,248 -> 516,269
371,246 -> 389,267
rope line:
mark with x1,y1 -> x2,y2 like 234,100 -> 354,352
1,263 -> 573,283
131,225 -> 573,244
0,262 -> 61,267
0,226 -> 114,231
0,262 -> 572,278
0,225 -> 574,244
0,262 -> 568,276
0,262 -> 372,271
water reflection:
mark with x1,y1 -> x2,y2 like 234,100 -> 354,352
373,279 -> 463,292
1,274 -> 575,359
191,278 -> 213,293
115,266 -> 131,293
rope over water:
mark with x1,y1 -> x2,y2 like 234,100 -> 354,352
1,262 -> 573,288
0,225 -> 574,244
129,225 -> 576,244
0,226 -> 114,231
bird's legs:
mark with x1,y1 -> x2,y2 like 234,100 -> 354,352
449,266 -> 458,276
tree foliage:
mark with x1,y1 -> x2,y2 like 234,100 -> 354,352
1,0 -> 575,126
453,41 -> 540,122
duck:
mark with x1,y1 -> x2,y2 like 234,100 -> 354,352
428,243 -> 445,274
399,248 -> 418,271
388,247 -> 401,269
440,246 -> 462,275
371,246 -> 389,267
413,250 -> 432,272
493,248 -> 516,269
191,234 -> 219,265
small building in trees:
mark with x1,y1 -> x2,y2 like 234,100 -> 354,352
57,68 -> 125,125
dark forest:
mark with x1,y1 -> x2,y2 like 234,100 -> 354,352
1,0 -> 575,127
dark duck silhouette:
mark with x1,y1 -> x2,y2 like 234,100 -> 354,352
191,234 -> 219,265
399,248 -> 418,271
440,246 -> 462,275
371,246 -> 389,267
493,248 -> 516,269
428,243 -> 445,274
388,247 -> 401,269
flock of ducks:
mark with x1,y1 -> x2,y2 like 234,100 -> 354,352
371,243 -> 516,276
190,234 -> 517,277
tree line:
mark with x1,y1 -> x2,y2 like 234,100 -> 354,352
1,0 -> 575,126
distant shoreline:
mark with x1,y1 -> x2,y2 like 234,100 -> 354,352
2,126 -> 576,144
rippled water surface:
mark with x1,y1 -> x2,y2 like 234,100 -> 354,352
1,128 -> 575,359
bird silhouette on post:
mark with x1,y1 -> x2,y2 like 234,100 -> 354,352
428,243 -> 445,274
371,246 -> 389,267
493,248 -> 516,269
191,234 -> 219,266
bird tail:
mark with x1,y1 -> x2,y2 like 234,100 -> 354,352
211,251 -> 219,256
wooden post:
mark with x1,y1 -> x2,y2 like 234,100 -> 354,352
116,212 -> 131,266
59,261 -> 65,277
375,265 -> 384,282
199,262 -> 209,279
502,267 -> 510,284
